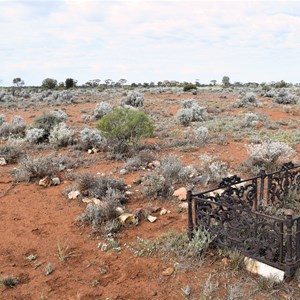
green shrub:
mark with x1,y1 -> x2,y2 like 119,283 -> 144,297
41,78 -> 57,89
33,111 -> 67,141
96,108 -> 153,153
65,78 -> 77,89
183,83 -> 197,92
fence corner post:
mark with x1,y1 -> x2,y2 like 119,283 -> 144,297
285,209 -> 294,281
187,188 -> 194,240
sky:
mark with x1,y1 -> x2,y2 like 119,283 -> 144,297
1,0 -> 300,86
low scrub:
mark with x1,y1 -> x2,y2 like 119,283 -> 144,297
96,108 -> 153,153
176,99 -> 208,126
93,101 -> 113,120
0,115 -> 26,139
33,110 -> 68,142
76,173 -> 125,200
79,127 -> 106,151
49,123 -> 74,147
199,154 -> 229,183
121,90 -> 144,107
0,138 -> 25,163
273,88 -> 300,105
233,92 -> 260,108
76,173 -> 126,233
13,154 -> 73,182
244,141 -> 296,174
128,228 -> 213,269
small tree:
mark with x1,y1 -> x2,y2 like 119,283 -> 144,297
13,77 -> 25,87
65,78 -> 77,89
222,76 -> 230,87
42,78 -> 57,89
118,78 -> 127,87
183,83 -> 197,92
96,108 -> 153,153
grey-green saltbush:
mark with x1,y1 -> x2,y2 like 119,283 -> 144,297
0,114 -> 5,125
176,99 -> 208,126
121,91 -> 144,107
26,128 -> 46,144
199,154 -> 229,183
93,102 -> 113,120
194,126 -> 209,144
80,127 -> 106,150
49,123 -> 73,147
245,141 -> 296,173
273,89 -> 299,105
233,92 -> 259,108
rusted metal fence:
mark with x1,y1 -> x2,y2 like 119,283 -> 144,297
188,162 -> 300,281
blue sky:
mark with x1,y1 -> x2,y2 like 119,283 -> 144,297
1,0 -> 300,86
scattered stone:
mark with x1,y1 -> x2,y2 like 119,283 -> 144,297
147,215 -> 157,223
150,207 -> 162,213
125,191 -> 133,196
92,147 -> 99,153
119,213 -> 139,225
93,199 -> 102,206
51,177 -> 61,185
0,157 -> 7,166
152,160 -> 160,167
82,197 -> 94,203
133,178 -> 142,185
87,149 -> 93,154
178,202 -> 188,209
119,169 -> 128,175
160,208 -> 168,215
39,176 -> 51,187
221,257 -> 229,266
68,190 -> 80,199
115,206 -> 125,215
98,242 -> 108,252
181,285 -> 191,296
173,187 -> 187,200
162,267 -> 174,276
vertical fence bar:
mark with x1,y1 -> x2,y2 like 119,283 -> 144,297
279,222 -> 284,264
187,189 -> 194,240
296,218 -> 300,262
267,173 -> 273,205
259,169 -> 266,207
285,209 -> 294,281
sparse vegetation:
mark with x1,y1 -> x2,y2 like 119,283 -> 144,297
244,141 -> 296,174
79,127 -> 107,150
233,92 -> 260,108
33,111 -> 68,142
0,276 -> 19,288
121,90 -> 144,107
13,153 -> 73,182
176,99 -> 208,126
57,240 -> 76,261
1,85 -> 300,299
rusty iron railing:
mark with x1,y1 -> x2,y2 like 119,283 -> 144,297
188,162 -> 300,281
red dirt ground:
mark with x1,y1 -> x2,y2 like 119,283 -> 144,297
1,92 -> 299,299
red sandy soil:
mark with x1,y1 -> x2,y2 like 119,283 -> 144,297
0,92 -> 299,299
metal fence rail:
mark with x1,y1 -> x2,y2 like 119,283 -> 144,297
188,162 -> 300,281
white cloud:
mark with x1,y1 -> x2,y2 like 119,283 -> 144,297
1,0 -> 300,85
